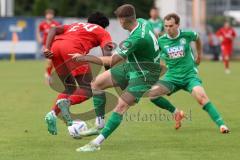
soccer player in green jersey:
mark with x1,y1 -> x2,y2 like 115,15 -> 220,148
69,4 -> 163,152
148,13 -> 230,134
148,7 -> 164,37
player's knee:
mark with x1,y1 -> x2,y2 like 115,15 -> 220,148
91,73 -> 111,90
114,105 -> 127,115
114,99 -> 129,114
223,55 -> 229,61
148,91 -> 159,99
91,80 -> 103,90
148,85 -> 163,99
196,93 -> 209,106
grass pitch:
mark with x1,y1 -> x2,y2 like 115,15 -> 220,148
0,60 -> 239,160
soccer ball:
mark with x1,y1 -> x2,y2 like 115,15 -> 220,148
67,120 -> 88,139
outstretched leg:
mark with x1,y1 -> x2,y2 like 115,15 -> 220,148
191,86 -> 229,133
77,91 -> 135,152
149,83 -> 185,129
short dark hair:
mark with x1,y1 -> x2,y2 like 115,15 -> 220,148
150,6 -> 158,10
45,9 -> 54,15
87,12 -> 110,28
164,13 -> 180,24
114,4 -> 136,19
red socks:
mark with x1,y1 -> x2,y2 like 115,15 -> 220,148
51,88 -> 91,116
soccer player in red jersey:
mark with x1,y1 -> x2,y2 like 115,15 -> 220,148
43,12 -> 112,135
37,9 -> 60,83
216,21 -> 237,74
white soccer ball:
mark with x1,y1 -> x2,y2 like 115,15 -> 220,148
67,120 -> 88,139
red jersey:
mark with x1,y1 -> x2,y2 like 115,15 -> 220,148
39,20 -> 60,45
216,27 -> 236,46
54,22 -> 112,54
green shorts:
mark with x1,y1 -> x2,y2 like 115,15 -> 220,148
110,63 -> 160,102
156,76 -> 202,95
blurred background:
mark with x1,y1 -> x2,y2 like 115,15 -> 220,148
0,0 -> 240,60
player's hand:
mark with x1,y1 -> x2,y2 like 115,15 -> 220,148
43,48 -> 53,59
37,37 -> 43,44
195,55 -> 201,65
69,53 -> 85,62
219,36 -> 223,42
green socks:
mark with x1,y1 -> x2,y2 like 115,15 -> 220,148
203,102 -> 225,127
93,91 -> 106,118
151,97 -> 176,113
101,112 -> 123,139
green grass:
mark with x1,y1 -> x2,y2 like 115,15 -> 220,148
0,60 -> 240,160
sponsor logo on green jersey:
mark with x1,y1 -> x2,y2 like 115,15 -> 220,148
166,45 -> 184,59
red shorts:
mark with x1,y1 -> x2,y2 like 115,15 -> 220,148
221,44 -> 233,57
51,40 -> 91,77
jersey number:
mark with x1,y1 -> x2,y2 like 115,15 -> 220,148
68,22 -> 98,32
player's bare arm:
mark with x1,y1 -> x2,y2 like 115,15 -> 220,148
102,43 -> 114,56
70,52 -> 124,67
101,43 -> 114,70
195,36 -> 202,65
44,26 -> 65,59
36,27 -> 42,44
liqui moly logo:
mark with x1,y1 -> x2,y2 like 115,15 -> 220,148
166,46 -> 184,59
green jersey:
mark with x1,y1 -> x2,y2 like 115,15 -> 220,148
159,29 -> 199,81
148,18 -> 164,35
116,18 -> 161,80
